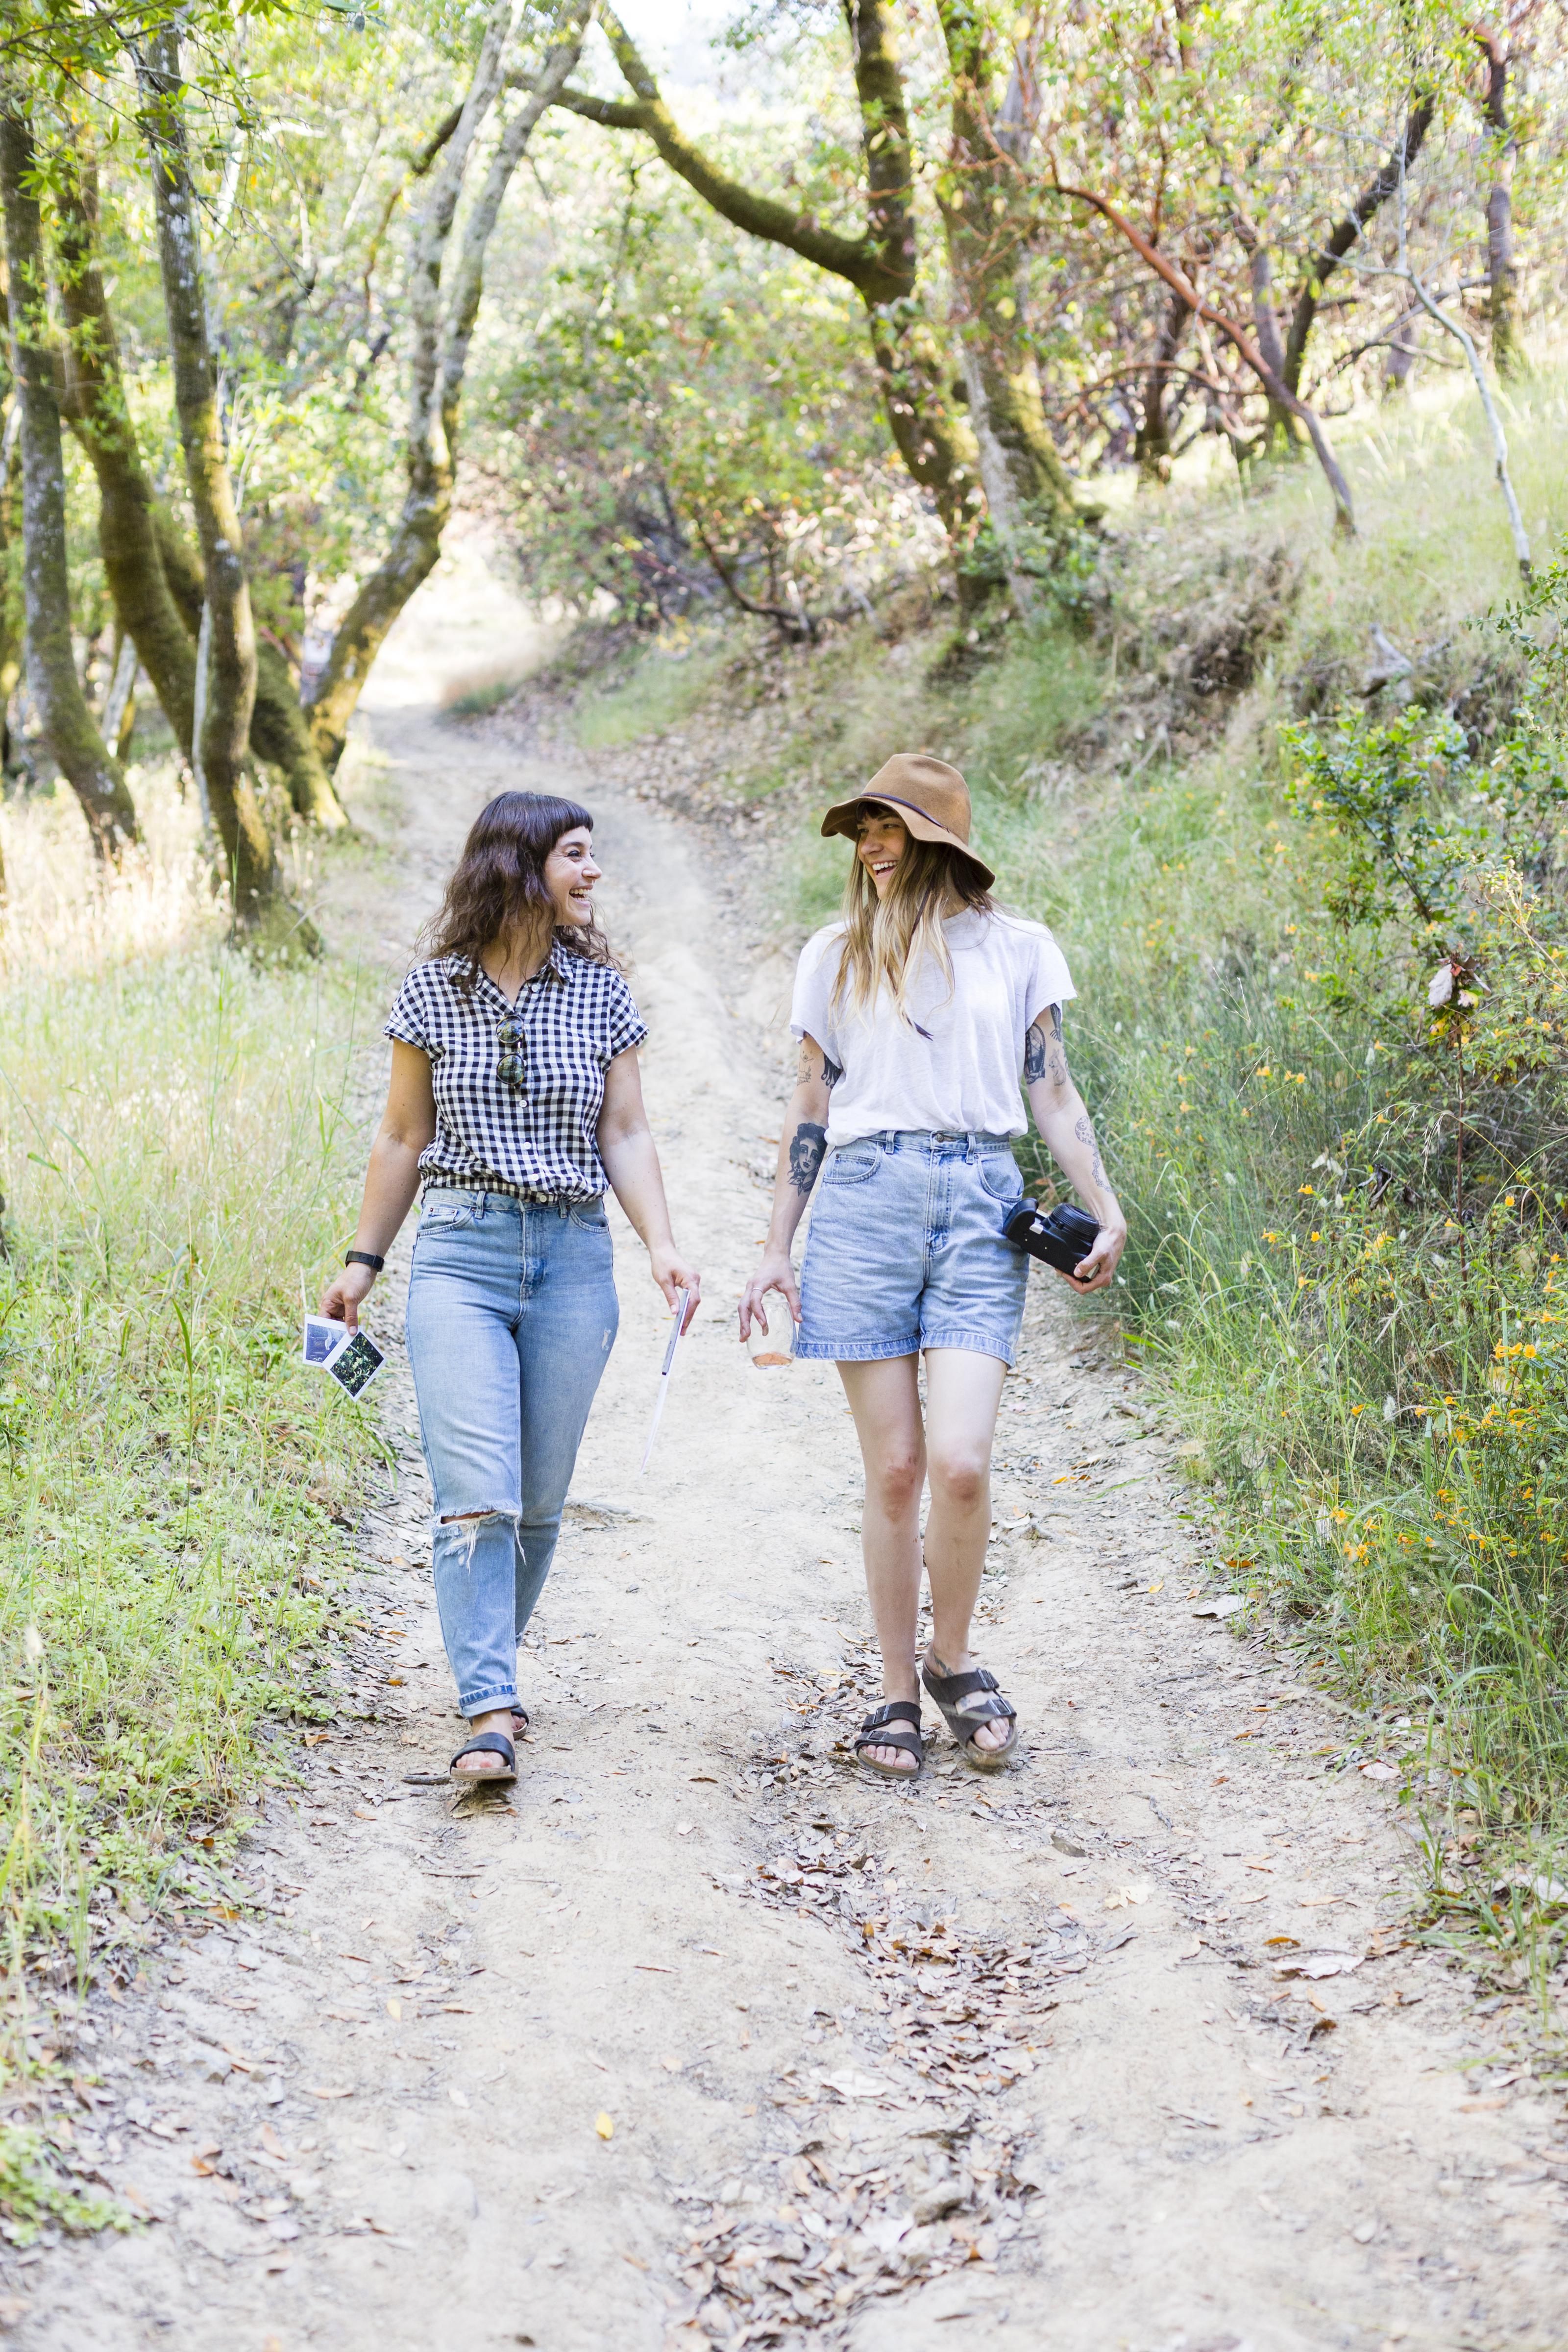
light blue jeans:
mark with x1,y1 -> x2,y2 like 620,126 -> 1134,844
404,1188 -> 618,1718
796,1130 -> 1029,1365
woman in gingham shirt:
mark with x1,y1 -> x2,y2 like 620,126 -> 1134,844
321,792 -> 700,1784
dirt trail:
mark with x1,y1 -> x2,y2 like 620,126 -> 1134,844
23,551 -> 1568,2352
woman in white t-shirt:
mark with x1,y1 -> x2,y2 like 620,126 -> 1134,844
739,755 -> 1126,1779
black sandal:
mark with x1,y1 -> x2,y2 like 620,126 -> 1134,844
853,1700 -> 925,1781
920,1657 -> 1018,1772
448,1732 -> 516,1787
510,1707 -> 530,1738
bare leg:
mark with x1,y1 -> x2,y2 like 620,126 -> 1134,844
837,1356 -> 925,1772
922,1348 -> 1010,1751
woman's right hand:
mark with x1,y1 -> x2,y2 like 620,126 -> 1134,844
739,1251 -> 800,1342
318,1261 -> 378,1332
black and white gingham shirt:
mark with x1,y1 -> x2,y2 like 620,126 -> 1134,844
384,946 -> 648,1202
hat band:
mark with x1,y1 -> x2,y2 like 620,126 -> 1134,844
857,792 -> 971,847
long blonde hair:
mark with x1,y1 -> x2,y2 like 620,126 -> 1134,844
831,816 -> 994,1033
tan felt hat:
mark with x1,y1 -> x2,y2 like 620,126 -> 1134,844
820,753 -> 995,890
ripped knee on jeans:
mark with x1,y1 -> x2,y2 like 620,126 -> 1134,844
439,1507 -> 516,1567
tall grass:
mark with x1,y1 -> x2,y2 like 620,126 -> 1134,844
0,772 -> 376,2009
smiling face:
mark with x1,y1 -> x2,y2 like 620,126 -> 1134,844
855,807 -> 909,901
544,826 -> 600,928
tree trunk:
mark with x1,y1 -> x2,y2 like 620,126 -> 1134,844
304,0 -> 521,772
0,287 -> 22,773
0,108 -> 139,861
559,2 -> 985,582
1135,283 -> 1189,483
1281,98 -> 1434,400
139,26 -> 298,940
932,3 -> 1081,609
55,131 -> 346,829
1061,180 -> 1356,535
842,0 -> 984,560
1474,28 -> 1522,379
143,500 -> 343,827
53,128 -> 198,764
1246,242 -> 1304,457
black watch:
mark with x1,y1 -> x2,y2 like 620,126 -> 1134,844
344,1250 -> 385,1273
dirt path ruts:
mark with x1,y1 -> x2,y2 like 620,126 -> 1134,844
21,553 -> 1568,2352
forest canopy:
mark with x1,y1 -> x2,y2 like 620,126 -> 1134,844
1,0 -> 1562,916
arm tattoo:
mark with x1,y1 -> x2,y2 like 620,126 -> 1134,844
1047,1048 -> 1069,1088
788,1121 -> 827,1196
1050,1004 -> 1063,1040
1024,1022 -> 1048,1083
797,1041 -> 843,1090
1072,1109 -> 1108,1190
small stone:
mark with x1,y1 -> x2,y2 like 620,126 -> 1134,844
1051,1830 -> 1087,1858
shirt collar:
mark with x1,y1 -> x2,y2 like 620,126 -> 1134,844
464,940 -> 572,1004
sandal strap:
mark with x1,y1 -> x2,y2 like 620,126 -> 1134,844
450,1732 -> 515,1769
861,1700 -> 922,1733
854,1702 -> 924,1760
924,1663 -> 999,1703
922,1662 -> 1018,1733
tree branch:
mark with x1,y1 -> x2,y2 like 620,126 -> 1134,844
1282,98 -> 1434,395
1056,180 -> 1355,533
557,5 -> 895,300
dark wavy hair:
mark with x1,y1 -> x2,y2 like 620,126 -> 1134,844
422,791 -> 616,986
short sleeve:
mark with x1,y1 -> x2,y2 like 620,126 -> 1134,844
607,974 -> 650,1059
385,969 -> 430,1052
1025,925 -> 1076,1020
790,926 -> 845,1053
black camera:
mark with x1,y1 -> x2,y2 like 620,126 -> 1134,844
1003,1198 -> 1102,1283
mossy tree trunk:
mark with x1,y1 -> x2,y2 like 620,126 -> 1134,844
139,26 -> 298,940
932,0 -> 1083,610
304,0 -> 589,774
1279,99 -> 1434,414
0,107 -> 139,862
558,0 -> 985,575
1474,28 -> 1521,380
54,127 -> 198,765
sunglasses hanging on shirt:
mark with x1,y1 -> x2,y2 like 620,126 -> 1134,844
495,1012 -> 529,1103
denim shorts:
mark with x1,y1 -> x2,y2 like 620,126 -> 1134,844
797,1130 -> 1029,1366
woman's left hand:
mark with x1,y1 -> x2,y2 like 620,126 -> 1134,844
651,1245 -> 702,1331
1067,1220 -> 1127,1292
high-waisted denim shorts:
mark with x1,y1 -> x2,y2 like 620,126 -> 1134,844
796,1130 -> 1029,1366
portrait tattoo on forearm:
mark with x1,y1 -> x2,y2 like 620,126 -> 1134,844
788,1121 -> 828,1196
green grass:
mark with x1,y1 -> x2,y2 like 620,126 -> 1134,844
0,772 -> 378,2034
574,628 -> 733,751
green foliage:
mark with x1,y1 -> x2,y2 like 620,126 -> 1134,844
1282,707 -> 1475,931
0,2122 -> 130,2247
476,171 -> 935,624
0,784 -> 375,1976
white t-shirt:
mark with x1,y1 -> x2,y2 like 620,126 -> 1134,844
789,909 -> 1076,1148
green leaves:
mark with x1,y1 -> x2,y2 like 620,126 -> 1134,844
1281,705 -> 1473,932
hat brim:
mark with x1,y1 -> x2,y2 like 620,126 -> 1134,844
820,794 -> 995,891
